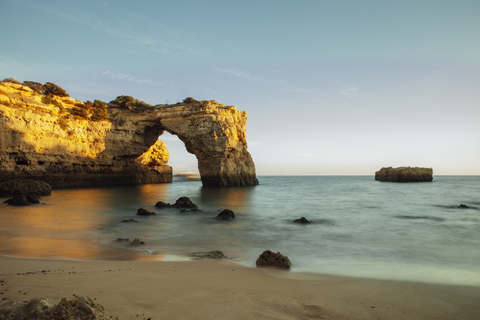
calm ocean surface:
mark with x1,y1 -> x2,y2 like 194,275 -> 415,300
1,176 -> 479,286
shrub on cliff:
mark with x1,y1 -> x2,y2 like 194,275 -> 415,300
109,95 -> 152,113
90,100 -> 108,121
2,77 -> 21,84
183,97 -> 197,103
41,95 -> 62,108
109,95 -> 135,108
70,107 -> 89,119
69,100 -> 108,121
43,82 -> 70,97
23,81 -> 45,93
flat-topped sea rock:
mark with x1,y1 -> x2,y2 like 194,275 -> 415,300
375,166 -> 433,182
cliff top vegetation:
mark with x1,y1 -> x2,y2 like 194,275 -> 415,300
108,95 -> 153,113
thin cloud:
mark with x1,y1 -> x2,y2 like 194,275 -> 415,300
338,87 -> 359,97
281,86 -> 313,93
101,71 -> 165,87
24,1 -> 191,57
213,67 -> 263,81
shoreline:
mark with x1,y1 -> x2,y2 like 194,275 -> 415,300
1,255 -> 480,319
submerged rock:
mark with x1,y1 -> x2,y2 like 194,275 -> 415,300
130,239 -> 146,246
256,250 -> 291,269
189,250 -> 227,259
0,296 -> 110,320
136,208 -> 156,216
375,167 -> 433,182
216,209 -> 235,220
458,204 -> 469,208
121,219 -> 138,223
293,217 -> 311,223
172,197 -> 198,210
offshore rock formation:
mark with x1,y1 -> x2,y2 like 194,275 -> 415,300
375,167 -> 433,182
0,81 -> 258,187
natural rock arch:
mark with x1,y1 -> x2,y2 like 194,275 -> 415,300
0,81 -> 258,187
129,101 -> 259,187
154,101 -> 258,187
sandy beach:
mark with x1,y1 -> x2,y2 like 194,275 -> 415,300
1,255 -> 479,319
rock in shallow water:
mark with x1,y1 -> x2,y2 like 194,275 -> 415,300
293,217 -> 311,223
130,239 -> 146,246
136,208 -> 156,216
4,195 -> 30,206
216,209 -> 235,220
256,250 -> 291,269
189,251 -> 226,259
172,197 -> 198,210
155,201 -> 171,208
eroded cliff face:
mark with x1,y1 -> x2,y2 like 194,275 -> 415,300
375,167 -> 433,182
0,81 -> 258,187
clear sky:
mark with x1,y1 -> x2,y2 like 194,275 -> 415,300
2,0 -> 479,175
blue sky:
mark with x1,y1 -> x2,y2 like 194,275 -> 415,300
2,0 -> 480,175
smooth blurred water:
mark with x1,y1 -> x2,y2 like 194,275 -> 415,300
1,176 -> 479,285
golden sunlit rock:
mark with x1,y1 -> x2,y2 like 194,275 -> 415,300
0,81 -> 258,187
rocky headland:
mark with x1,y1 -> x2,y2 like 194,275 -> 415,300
375,166 -> 433,182
0,79 -> 258,187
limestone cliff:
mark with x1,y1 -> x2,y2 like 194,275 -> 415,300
375,167 -> 433,182
0,81 -> 258,187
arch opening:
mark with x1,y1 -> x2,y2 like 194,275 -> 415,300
158,131 -> 200,181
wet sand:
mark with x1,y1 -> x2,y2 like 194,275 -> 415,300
1,255 -> 479,319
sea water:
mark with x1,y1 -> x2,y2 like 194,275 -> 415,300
1,176 -> 479,286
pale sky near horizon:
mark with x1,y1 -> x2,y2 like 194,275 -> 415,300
2,0 -> 479,175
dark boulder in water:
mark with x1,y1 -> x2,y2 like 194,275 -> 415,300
4,195 -> 30,206
216,209 -> 235,220
256,250 -> 291,269
458,204 -> 469,208
4,192 -> 43,205
136,208 -> 156,216
172,196 -> 198,209
155,201 -> 171,208
293,217 -> 311,223
26,194 -> 40,203
121,219 -> 138,223
189,250 -> 226,259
